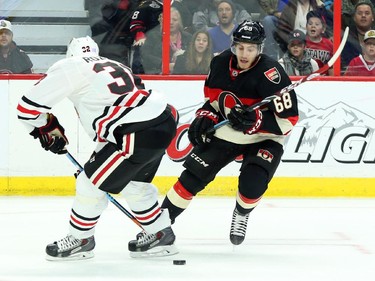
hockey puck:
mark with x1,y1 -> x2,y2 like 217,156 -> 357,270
173,260 -> 186,265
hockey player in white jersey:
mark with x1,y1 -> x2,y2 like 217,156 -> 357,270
17,36 -> 179,260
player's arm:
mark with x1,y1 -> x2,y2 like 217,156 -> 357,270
17,96 -> 69,154
257,67 -> 299,135
227,66 -> 299,136
17,62 -> 73,153
130,5 -> 153,46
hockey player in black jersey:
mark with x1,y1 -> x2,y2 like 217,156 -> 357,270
129,0 -> 166,72
161,20 -> 299,245
129,0 -> 165,46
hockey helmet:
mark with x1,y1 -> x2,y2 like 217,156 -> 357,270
66,36 -> 99,58
232,20 -> 266,45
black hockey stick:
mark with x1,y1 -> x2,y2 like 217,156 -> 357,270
212,26 -> 349,131
65,151 -> 144,230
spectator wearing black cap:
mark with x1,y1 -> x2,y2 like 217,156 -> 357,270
278,29 -> 319,75
305,10 -> 333,74
0,19 -> 33,74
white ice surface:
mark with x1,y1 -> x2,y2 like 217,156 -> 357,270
0,196 -> 374,281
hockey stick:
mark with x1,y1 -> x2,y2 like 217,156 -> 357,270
65,151 -> 144,230
212,26 -> 349,131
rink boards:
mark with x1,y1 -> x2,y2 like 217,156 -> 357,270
1,77 -> 375,196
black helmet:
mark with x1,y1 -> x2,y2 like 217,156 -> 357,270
232,20 -> 266,45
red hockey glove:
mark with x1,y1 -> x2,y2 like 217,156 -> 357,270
30,113 -> 69,154
227,105 -> 263,135
188,109 -> 218,146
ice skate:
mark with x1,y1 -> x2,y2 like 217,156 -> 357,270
230,208 -> 249,245
128,226 -> 178,258
45,234 -> 95,261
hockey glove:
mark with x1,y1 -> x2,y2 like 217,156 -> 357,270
227,105 -> 263,135
133,32 -> 146,46
30,113 -> 69,154
188,109 -> 218,146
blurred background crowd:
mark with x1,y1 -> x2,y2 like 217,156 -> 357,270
1,0 -> 375,76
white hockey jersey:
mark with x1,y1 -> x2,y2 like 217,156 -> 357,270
17,56 -> 167,143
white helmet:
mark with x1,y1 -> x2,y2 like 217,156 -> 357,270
66,36 -> 99,58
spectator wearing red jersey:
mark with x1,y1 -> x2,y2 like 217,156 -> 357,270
305,10 -> 333,74
345,29 -> 375,75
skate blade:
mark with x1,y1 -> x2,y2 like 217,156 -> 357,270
129,244 -> 179,258
45,251 -> 94,261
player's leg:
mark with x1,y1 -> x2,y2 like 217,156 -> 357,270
161,138 -> 240,223
124,179 -> 178,257
120,112 -> 179,257
45,139 -> 153,261
46,107 -> 177,260
45,152 -> 110,261
230,140 -> 283,245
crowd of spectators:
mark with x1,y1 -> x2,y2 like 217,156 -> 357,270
2,0 -> 375,76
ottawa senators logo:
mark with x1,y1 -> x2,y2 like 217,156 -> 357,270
264,67 -> 281,84
257,149 -> 274,163
217,91 -> 242,118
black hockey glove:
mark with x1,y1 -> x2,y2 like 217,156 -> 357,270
30,113 -> 69,154
227,105 -> 263,135
188,109 -> 218,146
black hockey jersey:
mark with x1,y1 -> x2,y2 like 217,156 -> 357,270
129,0 -> 163,36
203,50 -> 299,145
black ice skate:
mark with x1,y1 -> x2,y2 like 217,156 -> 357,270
230,208 -> 249,245
128,226 -> 178,258
45,234 -> 95,261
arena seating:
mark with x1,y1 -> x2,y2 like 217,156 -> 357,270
0,0 -> 90,73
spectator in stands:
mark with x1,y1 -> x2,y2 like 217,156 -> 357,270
208,0 -> 240,55
279,29 -> 319,75
274,0 -> 327,53
0,19 -> 33,74
341,1 -> 375,71
141,7 -> 192,73
341,0 -> 375,27
173,30 -> 213,74
85,0 -> 139,67
169,7 -> 193,72
259,0 -> 289,59
305,10 -> 333,74
345,29 -> 375,75
193,0 -> 251,31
